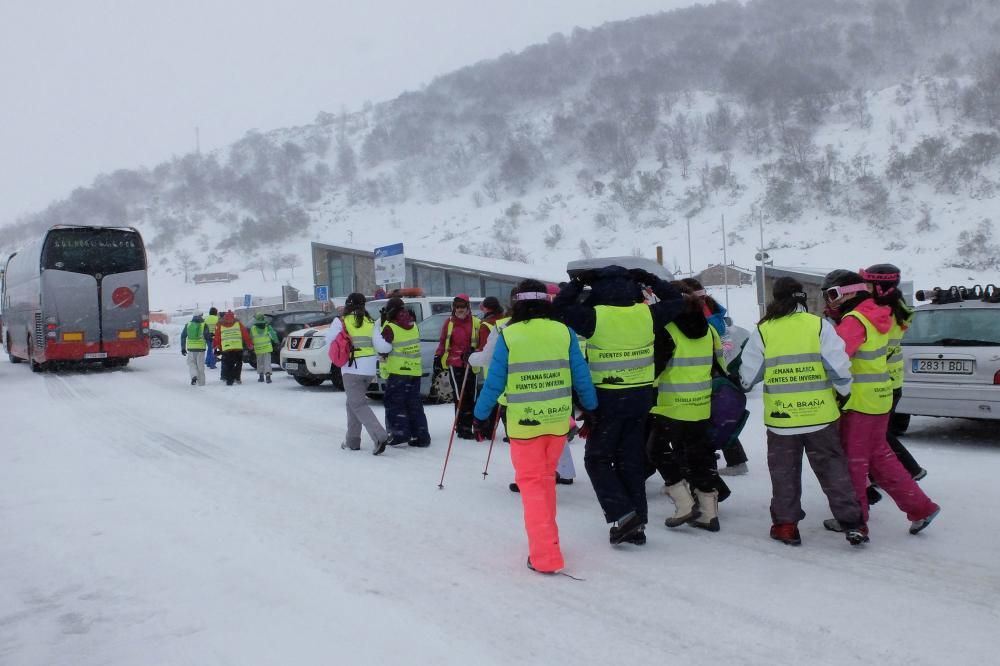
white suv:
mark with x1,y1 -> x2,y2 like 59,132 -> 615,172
897,284 -> 1000,423
280,295 -> 483,396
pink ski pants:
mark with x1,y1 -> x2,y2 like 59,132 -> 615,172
840,411 -> 938,523
510,434 -> 566,573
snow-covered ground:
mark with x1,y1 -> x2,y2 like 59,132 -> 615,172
1,288 -> 998,665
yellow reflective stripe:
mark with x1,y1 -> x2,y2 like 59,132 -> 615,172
658,380 -> 712,392
507,359 -> 570,373
764,352 -> 822,367
668,355 -> 713,367
853,372 -> 891,383
853,346 -> 888,360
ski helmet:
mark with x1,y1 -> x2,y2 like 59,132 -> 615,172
821,270 -> 868,302
860,263 -> 901,298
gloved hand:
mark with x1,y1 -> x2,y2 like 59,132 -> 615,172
461,350 -> 471,364
434,355 -> 443,370
836,392 -> 851,409
573,269 -> 598,285
577,409 -> 598,439
627,268 -> 659,286
181,349 -> 187,356
472,417 -> 491,442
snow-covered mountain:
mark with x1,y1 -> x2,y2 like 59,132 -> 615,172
4,0 -> 1000,309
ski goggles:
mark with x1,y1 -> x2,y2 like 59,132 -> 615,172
823,283 -> 868,301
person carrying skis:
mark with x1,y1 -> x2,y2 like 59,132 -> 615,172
435,294 -> 489,440
180,311 -> 212,386
213,310 -> 253,386
820,270 -> 940,538
472,279 -> 597,575
648,283 -> 727,533
739,277 -> 866,546
249,314 -> 279,383
553,266 -> 683,546
375,297 -> 430,452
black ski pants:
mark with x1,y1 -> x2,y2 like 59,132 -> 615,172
221,350 -> 243,384
646,413 -> 719,493
584,386 -> 655,524
384,375 -> 430,445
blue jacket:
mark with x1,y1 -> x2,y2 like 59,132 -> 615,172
474,323 -> 597,420
707,303 -> 728,338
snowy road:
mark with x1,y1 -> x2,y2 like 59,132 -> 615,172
1,351 -> 997,665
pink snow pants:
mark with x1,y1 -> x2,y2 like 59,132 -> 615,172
840,411 -> 938,523
510,434 -> 566,573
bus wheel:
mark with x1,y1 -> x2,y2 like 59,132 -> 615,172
7,334 -> 22,364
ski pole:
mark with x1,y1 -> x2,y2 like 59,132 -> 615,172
437,364 -> 471,489
481,412 -> 502,479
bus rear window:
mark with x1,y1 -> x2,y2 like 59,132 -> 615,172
42,229 -> 146,275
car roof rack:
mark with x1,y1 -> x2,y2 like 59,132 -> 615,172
915,283 -> 999,304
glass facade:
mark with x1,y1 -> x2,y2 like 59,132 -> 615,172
327,252 -> 355,296
414,265 -> 446,296
484,278 -> 516,300
447,272 -> 482,297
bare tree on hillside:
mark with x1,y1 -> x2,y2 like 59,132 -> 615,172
176,250 -> 197,283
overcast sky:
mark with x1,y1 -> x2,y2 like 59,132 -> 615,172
0,1 -> 702,225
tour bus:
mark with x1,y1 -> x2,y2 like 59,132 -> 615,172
2,225 -> 151,370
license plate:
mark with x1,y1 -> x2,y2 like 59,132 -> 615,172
84,352 -> 108,359
913,358 -> 973,374
284,361 -> 299,370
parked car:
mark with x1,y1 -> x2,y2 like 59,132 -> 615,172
149,328 -> 169,348
280,294 -> 483,397
243,310 -> 334,368
897,284 -> 1000,426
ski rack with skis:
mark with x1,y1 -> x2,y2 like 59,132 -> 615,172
914,284 -> 1000,304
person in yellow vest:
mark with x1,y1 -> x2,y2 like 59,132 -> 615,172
647,284 -> 728,532
325,293 -> 391,452
374,297 -> 429,453
821,270 -> 940,538
212,310 -> 254,386
859,264 -> 927,480
739,277 -> 866,546
472,279 -> 597,575
204,307 -> 220,369
553,265 -> 683,546
434,294 -> 490,440
180,311 -> 212,386
249,313 -> 279,383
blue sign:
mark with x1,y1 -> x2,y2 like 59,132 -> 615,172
243,293 -> 252,307
314,285 -> 329,302
374,243 -> 405,285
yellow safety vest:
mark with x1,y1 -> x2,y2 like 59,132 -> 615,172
887,308 -> 912,390
441,315 -> 482,372
204,313 -> 219,333
382,323 -> 421,377
586,304 -> 654,388
758,313 -> 841,428
250,325 -> 274,354
344,317 -> 375,358
843,310 -> 893,415
651,322 -> 719,421
503,319 -> 573,439
185,321 -> 207,350
219,323 -> 244,351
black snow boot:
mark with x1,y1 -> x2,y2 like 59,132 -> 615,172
258,374 -> 265,382
265,374 -> 272,383
190,377 -> 198,385
609,512 -> 645,545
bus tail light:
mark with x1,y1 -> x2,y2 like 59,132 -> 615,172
994,370 -> 1000,385
45,317 -> 58,339
141,315 -> 150,334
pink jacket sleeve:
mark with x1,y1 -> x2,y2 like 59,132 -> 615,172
835,316 -> 867,358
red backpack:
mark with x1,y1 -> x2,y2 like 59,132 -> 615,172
328,318 -> 354,368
